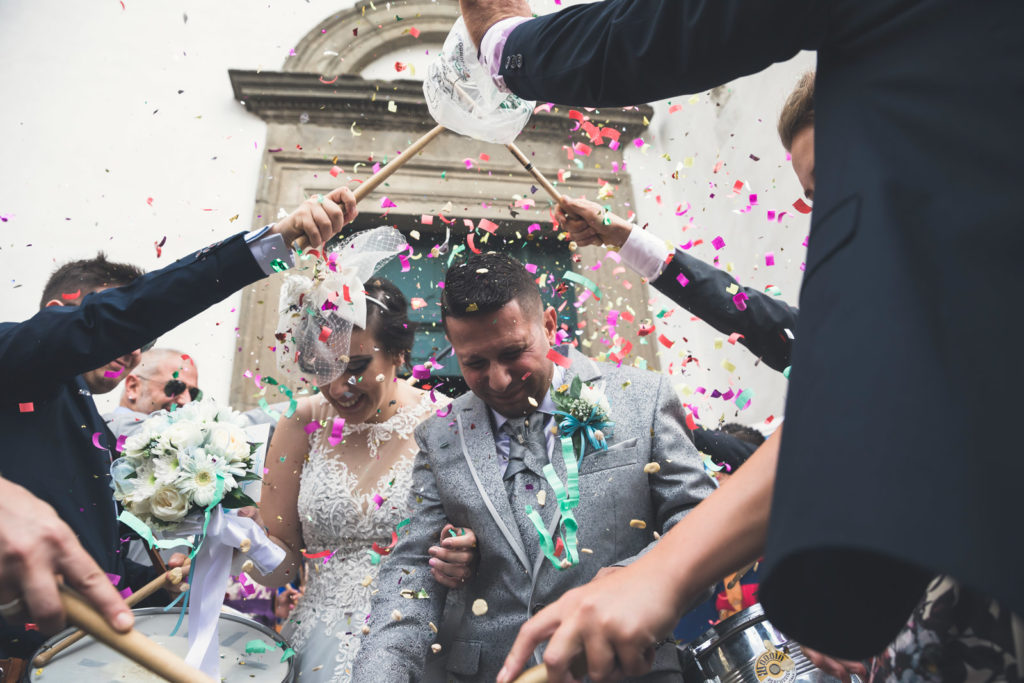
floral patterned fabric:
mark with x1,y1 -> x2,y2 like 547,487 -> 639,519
871,576 -> 1022,683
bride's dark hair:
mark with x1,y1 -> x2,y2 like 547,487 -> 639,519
363,277 -> 416,368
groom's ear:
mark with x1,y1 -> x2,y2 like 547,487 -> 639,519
542,305 -> 558,345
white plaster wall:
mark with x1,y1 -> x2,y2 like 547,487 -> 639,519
0,0 -> 812,428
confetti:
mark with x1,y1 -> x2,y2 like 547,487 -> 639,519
471,599 -> 488,616
629,519 -> 647,529
328,418 -> 346,446
61,289 -> 81,300
712,236 -> 726,250
793,198 -> 813,214
546,348 -> 572,368
643,462 -> 661,474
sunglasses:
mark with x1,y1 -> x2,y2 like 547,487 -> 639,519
137,375 -> 202,401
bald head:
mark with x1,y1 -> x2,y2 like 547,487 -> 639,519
119,349 -> 200,414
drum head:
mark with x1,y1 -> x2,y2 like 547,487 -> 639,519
28,608 -> 293,682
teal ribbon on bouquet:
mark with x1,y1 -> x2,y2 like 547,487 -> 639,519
554,404 -> 613,453
525,436 -> 582,570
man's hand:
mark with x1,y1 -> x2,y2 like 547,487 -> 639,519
270,186 -> 358,248
459,0 -> 532,50
428,524 -> 478,588
556,196 -> 633,248
497,560 -> 681,683
0,478 -> 133,634
800,645 -> 868,683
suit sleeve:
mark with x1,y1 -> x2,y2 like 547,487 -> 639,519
616,374 -> 714,567
0,233 -> 264,396
653,249 -> 799,372
351,426 -> 450,683
500,0 -> 827,106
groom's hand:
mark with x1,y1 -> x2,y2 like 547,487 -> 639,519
270,187 -> 358,248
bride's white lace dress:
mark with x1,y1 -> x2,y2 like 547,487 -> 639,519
282,391 -> 445,682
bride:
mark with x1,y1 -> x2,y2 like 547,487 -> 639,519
251,230 -> 475,682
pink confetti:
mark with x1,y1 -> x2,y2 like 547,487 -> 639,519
91,432 -> 108,450
380,197 -> 397,209
318,326 -> 332,342
329,165 -> 341,177
304,421 -> 321,434
546,348 -> 572,368
398,255 -> 411,272
421,214 -> 434,225
712,236 -> 726,250
527,223 -> 541,233
793,198 -> 812,214
676,274 -> 690,287
477,218 -> 499,234
463,158 -> 474,169
18,402 -> 34,413
328,418 -> 346,446
409,26 -> 420,38
104,366 -> 125,379
732,292 -> 749,311
765,252 -> 775,266
524,263 -> 538,273
410,297 -> 427,310
372,494 -> 385,509
412,364 -> 431,380
728,332 -> 744,345
115,434 -> 127,452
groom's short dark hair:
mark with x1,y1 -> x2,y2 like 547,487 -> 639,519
441,252 -> 542,327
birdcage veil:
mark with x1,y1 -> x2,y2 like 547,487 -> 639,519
276,227 -> 408,386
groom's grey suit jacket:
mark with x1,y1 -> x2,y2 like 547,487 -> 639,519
352,346 -> 712,682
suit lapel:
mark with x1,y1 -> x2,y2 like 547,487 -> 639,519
455,399 -> 532,572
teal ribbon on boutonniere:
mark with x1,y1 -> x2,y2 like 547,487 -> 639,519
524,376 -> 615,571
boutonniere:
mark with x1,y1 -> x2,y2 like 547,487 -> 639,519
552,376 -> 615,457
522,376 -> 617,572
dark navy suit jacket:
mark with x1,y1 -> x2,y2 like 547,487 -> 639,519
501,0 -> 1024,656
0,233 -> 264,656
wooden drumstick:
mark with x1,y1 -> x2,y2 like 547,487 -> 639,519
292,123 -> 446,251
504,142 -> 563,204
55,584 -> 214,683
33,568 -> 188,668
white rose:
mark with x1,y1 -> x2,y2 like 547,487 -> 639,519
122,433 -> 152,457
205,423 -> 251,463
150,484 -> 189,522
215,405 -> 246,427
163,422 -> 204,451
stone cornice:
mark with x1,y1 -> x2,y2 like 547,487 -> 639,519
228,69 -> 652,141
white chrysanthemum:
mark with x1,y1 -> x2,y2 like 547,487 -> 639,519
205,423 -> 251,463
152,452 -> 182,486
193,400 -> 220,423
121,460 -> 158,507
178,449 -> 236,506
122,432 -> 153,458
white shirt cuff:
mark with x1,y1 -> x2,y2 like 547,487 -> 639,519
619,227 -> 671,280
480,16 -> 531,93
244,226 -> 294,276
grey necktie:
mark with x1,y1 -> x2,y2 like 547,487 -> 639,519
503,414 -> 549,564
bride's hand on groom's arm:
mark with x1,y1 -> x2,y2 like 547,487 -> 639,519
429,524 -> 478,588
270,186 -> 359,248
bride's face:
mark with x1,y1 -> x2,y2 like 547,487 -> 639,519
319,327 -> 402,424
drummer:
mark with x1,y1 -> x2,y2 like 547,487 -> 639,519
0,477 -> 134,681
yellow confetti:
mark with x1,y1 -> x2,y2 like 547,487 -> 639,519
722,359 -> 736,373
643,462 -> 661,474
387,100 -> 397,113
391,610 -> 403,621
431,643 -> 442,654
629,519 -> 647,529
536,489 -> 547,507
713,338 -> 723,349
471,599 -> 488,616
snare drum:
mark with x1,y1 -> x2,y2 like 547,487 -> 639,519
685,603 -> 860,683
26,607 -> 294,682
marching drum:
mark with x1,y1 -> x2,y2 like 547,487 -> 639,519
684,604 -> 861,683
26,608 -> 294,682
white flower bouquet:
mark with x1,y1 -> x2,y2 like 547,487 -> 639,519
112,399 -> 260,529
110,399 -> 285,678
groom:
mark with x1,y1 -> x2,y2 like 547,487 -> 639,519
352,252 -> 712,682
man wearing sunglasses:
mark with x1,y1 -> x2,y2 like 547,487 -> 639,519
106,348 -> 201,440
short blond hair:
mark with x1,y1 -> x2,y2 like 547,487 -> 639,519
778,71 -> 815,152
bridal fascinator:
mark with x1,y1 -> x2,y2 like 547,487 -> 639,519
276,227 -> 408,387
